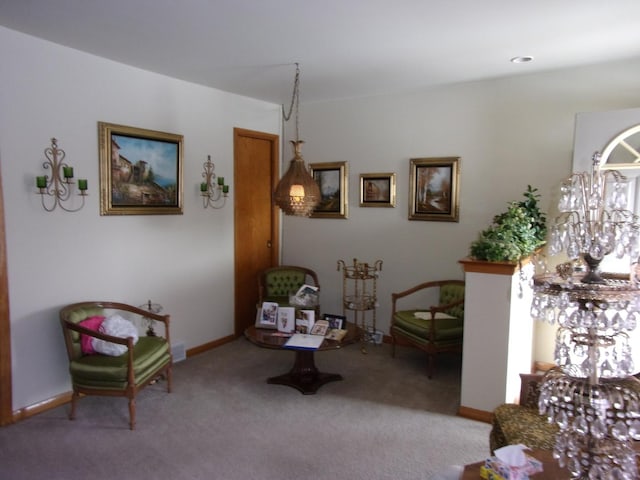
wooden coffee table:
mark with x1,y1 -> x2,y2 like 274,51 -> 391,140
462,446 -> 640,478
244,323 -> 358,395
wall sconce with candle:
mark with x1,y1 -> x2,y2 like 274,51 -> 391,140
35,138 -> 88,212
200,155 -> 229,209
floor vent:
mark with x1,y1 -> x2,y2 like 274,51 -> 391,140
171,342 -> 186,363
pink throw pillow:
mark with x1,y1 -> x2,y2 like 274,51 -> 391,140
79,315 -> 105,354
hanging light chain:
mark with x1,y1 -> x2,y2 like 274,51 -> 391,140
282,62 -> 300,142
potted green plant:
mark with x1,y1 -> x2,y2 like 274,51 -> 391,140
469,185 -> 546,262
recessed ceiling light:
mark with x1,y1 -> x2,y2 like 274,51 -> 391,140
510,56 -> 534,64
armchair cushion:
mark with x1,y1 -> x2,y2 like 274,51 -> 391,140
439,284 -> 465,318
490,403 -> 557,452
264,269 -> 307,298
392,310 -> 463,343
490,373 -> 558,452
70,336 -> 170,389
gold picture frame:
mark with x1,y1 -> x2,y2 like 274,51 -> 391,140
309,161 -> 348,219
98,122 -> 184,215
359,173 -> 396,207
409,157 -> 460,222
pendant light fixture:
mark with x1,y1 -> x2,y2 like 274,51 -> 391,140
274,63 -> 320,216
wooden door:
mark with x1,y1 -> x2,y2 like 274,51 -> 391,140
233,128 -> 279,336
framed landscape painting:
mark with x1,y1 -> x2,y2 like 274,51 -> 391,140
309,161 -> 348,219
408,157 -> 460,222
98,122 -> 184,215
359,173 -> 396,207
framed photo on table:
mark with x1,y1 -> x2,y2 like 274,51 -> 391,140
256,302 -> 279,329
277,307 -> 296,333
309,161 -> 348,219
360,173 -> 396,207
323,314 -> 346,330
98,121 -> 184,215
408,157 -> 460,222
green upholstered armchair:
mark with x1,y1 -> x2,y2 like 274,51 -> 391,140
258,265 -> 320,307
59,301 -> 172,430
390,280 -> 465,378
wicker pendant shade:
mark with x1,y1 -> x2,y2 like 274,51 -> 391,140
274,140 -> 320,216
275,63 -> 321,217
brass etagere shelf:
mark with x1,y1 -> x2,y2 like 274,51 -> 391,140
337,258 -> 382,353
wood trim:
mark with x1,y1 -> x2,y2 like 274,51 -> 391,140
457,405 -> 493,424
459,257 -> 519,275
0,163 -> 12,426
458,255 -> 534,275
13,391 -> 72,422
185,334 -> 235,358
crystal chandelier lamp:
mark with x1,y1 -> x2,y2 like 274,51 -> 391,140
531,153 -> 640,479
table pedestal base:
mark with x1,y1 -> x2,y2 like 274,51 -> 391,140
267,349 -> 343,394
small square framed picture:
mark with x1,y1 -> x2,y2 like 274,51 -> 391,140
360,173 -> 396,208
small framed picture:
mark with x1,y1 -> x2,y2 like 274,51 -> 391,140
323,314 -> 346,330
277,307 -> 296,333
360,173 -> 396,207
256,301 -> 279,329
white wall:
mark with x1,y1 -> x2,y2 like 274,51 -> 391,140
0,27 -> 280,410
283,59 -> 640,365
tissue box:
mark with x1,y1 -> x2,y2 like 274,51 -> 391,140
484,455 -> 543,480
480,465 -> 507,480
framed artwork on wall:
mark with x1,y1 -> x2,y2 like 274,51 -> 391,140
98,122 -> 184,215
408,157 -> 460,222
359,173 -> 396,207
309,161 -> 348,219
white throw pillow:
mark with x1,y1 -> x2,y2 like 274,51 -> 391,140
92,313 -> 139,356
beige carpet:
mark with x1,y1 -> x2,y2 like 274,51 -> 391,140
0,338 -> 491,479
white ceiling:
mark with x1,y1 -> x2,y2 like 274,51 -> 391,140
2,0 -> 640,105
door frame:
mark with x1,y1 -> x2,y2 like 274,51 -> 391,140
0,162 -> 13,425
